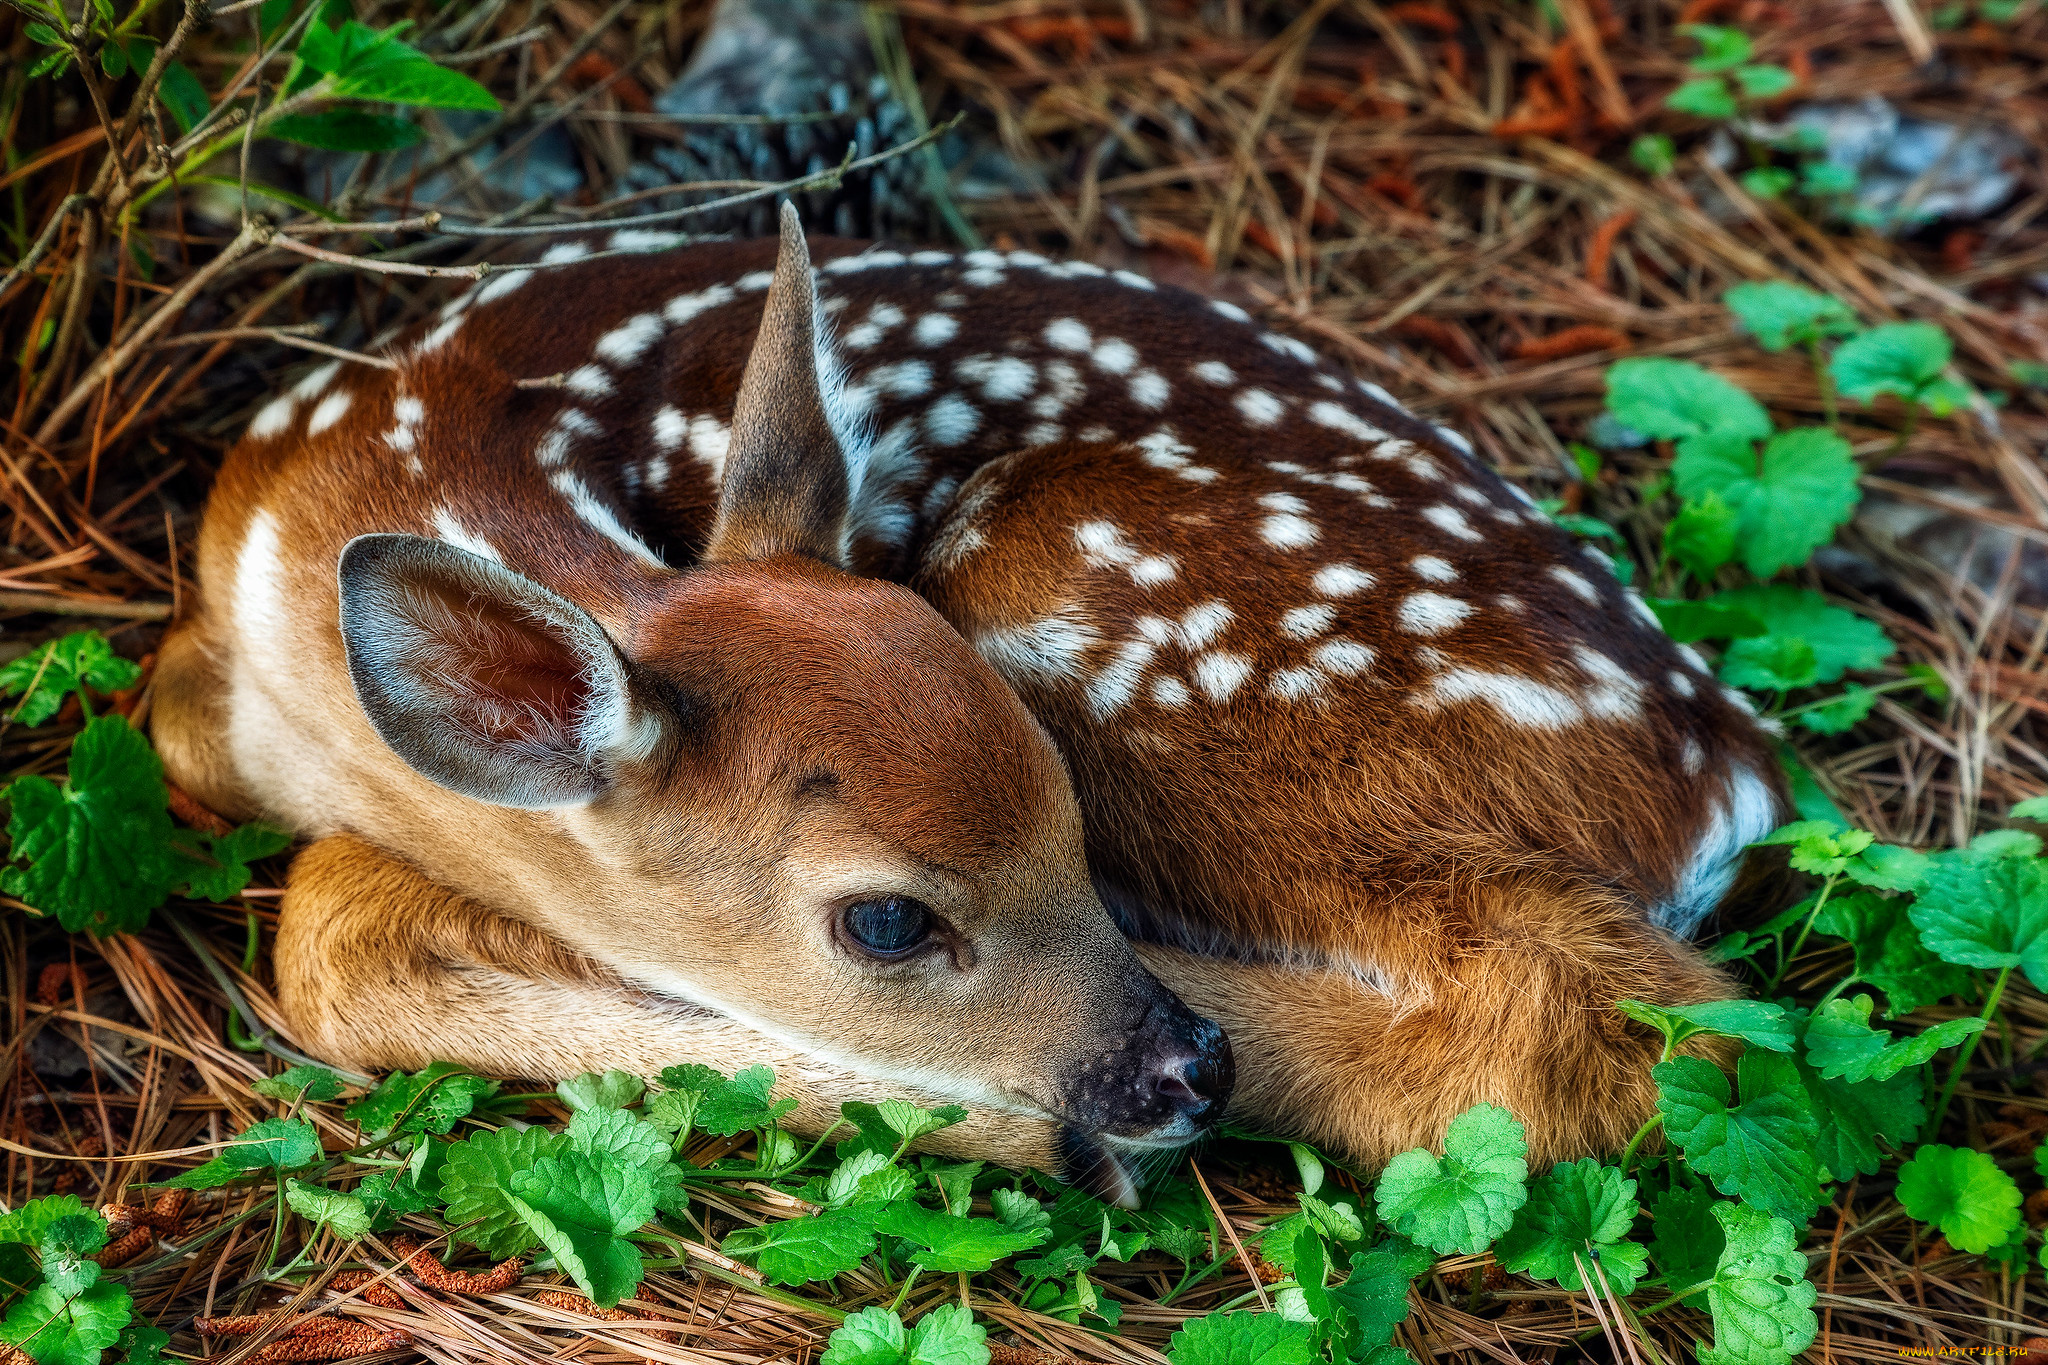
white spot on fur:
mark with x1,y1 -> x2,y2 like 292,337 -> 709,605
956,354 -> 1036,402
651,406 -> 686,453
1312,639 -> 1375,675
1030,361 -> 1085,420
1114,269 -> 1156,290
1235,388 -> 1284,426
1177,601 -> 1234,648
1087,638 -> 1157,718
540,242 -> 590,266
248,396 -> 294,440
1550,565 -> 1600,604
549,470 -> 662,565
975,606 -> 1101,684
292,361 -> 342,400
870,360 -> 934,398
307,389 -> 351,436
1670,670 -> 1696,698
1411,556 -> 1457,583
1262,332 -> 1318,365
1422,505 -> 1483,542
1268,667 -> 1324,702
1681,737 -> 1704,774
594,313 -> 665,366
1193,360 -> 1235,386
1399,593 -> 1472,634
476,269 -> 532,305
1024,423 -> 1064,445
1313,563 -> 1375,597
1281,604 -> 1335,640
687,414 -> 731,483
1575,646 -> 1644,720
608,229 -> 684,252
1211,300 -> 1252,323
566,365 -> 613,398
1192,652 -> 1252,702
665,283 -> 736,326
912,313 -> 958,347
1091,338 -> 1138,374
1130,555 -> 1177,586
1044,318 -> 1092,352
1150,675 -> 1191,708
923,395 -> 980,446
1129,370 -> 1170,409
1308,401 -> 1389,443
1422,670 -> 1584,729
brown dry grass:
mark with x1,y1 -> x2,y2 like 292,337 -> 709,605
3,0 -> 2047,1361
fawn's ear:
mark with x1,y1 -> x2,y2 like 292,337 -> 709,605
337,534 -> 659,808
702,201 -> 853,569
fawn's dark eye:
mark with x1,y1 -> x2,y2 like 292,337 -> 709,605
843,897 -> 933,957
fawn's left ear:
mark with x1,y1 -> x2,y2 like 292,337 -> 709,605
702,202 -> 853,569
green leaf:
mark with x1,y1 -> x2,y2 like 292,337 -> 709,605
1720,636 -> 1818,691
1654,1052 -> 1823,1225
1706,587 -> 1893,684
1800,160 -> 1858,196
1895,1145 -> 2023,1254
1325,1238 -> 1429,1357
557,1070 -> 646,1113
251,1064 -> 348,1103
1696,1203 -> 1817,1365
1681,24 -> 1752,71
871,1204 -> 1049,1272
1910,853 -> 2048,985
156,60 -> 209,133
3,716 -> 176,936
697,1065 -> 798,1136
440,1124 -> 569,1259
1650,1186 -> 1724,1291
1496,1159 -> 1647,1294
1667,77 -> 1738,119
1665,491 -> 1739,582
223,1117 -> 322,1171
1606,358 -> 1770,444
346,1062 -> 499,1136
989,1188 -> 1051,1237
0,633 -> 141,726
1830,322 -> 1953,406
1811,890 -> 1970,1015
1630,134 -> 1677,175
505,1152 -> 654,1307
1795,686 -> 1877,735
722,1206 -> 885,1286
1674,427 -> 1862,577
354,1166 -> 437,1232
114,1321 -> 169,1365
904,1303 -> 987,1365
25,22 -> 63,45
172,822 -> 291,901
1725,282 -> 1859,353
1791,1054 -> 1924,1180
1,1282 -> 132,1365
0,1198 -> 96,1248
297,20 -> 501,110
1644,597 -> 1766,643
159,1158 -> 241,1190
821,1307 -> 907,1365
1802,995 -> 1984,1083
266,110 -> 423,152
1372,1104 -> 1528,1255
284,1180 -> 371,1241
1165,1311 -> 1319,1365
877,1100 -> 967,1146
1732,65 -> 1794,98
1616,999 -> 1797,1054
1739,167 -> 1795,200
1843,843 -> 1933,894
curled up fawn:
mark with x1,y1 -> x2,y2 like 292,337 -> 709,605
152,206 -> 1782,1201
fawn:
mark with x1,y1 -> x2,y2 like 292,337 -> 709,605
152,206 -> 1779,1200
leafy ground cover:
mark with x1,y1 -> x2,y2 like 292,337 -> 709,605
3,1 -> 2046,1363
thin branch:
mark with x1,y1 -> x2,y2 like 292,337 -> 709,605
0,193 -> 94,304
151,327 -> 400,370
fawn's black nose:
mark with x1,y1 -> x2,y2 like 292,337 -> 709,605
1152,1019 -> 1234,1125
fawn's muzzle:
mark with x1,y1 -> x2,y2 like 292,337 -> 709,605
1059,990 -> 1235,1142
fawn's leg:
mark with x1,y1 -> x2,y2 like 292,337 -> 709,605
275,834 -> 1069,1173
1136,878 -> 1736,1168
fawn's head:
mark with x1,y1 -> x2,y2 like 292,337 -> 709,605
336,206 -> 1229,1197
